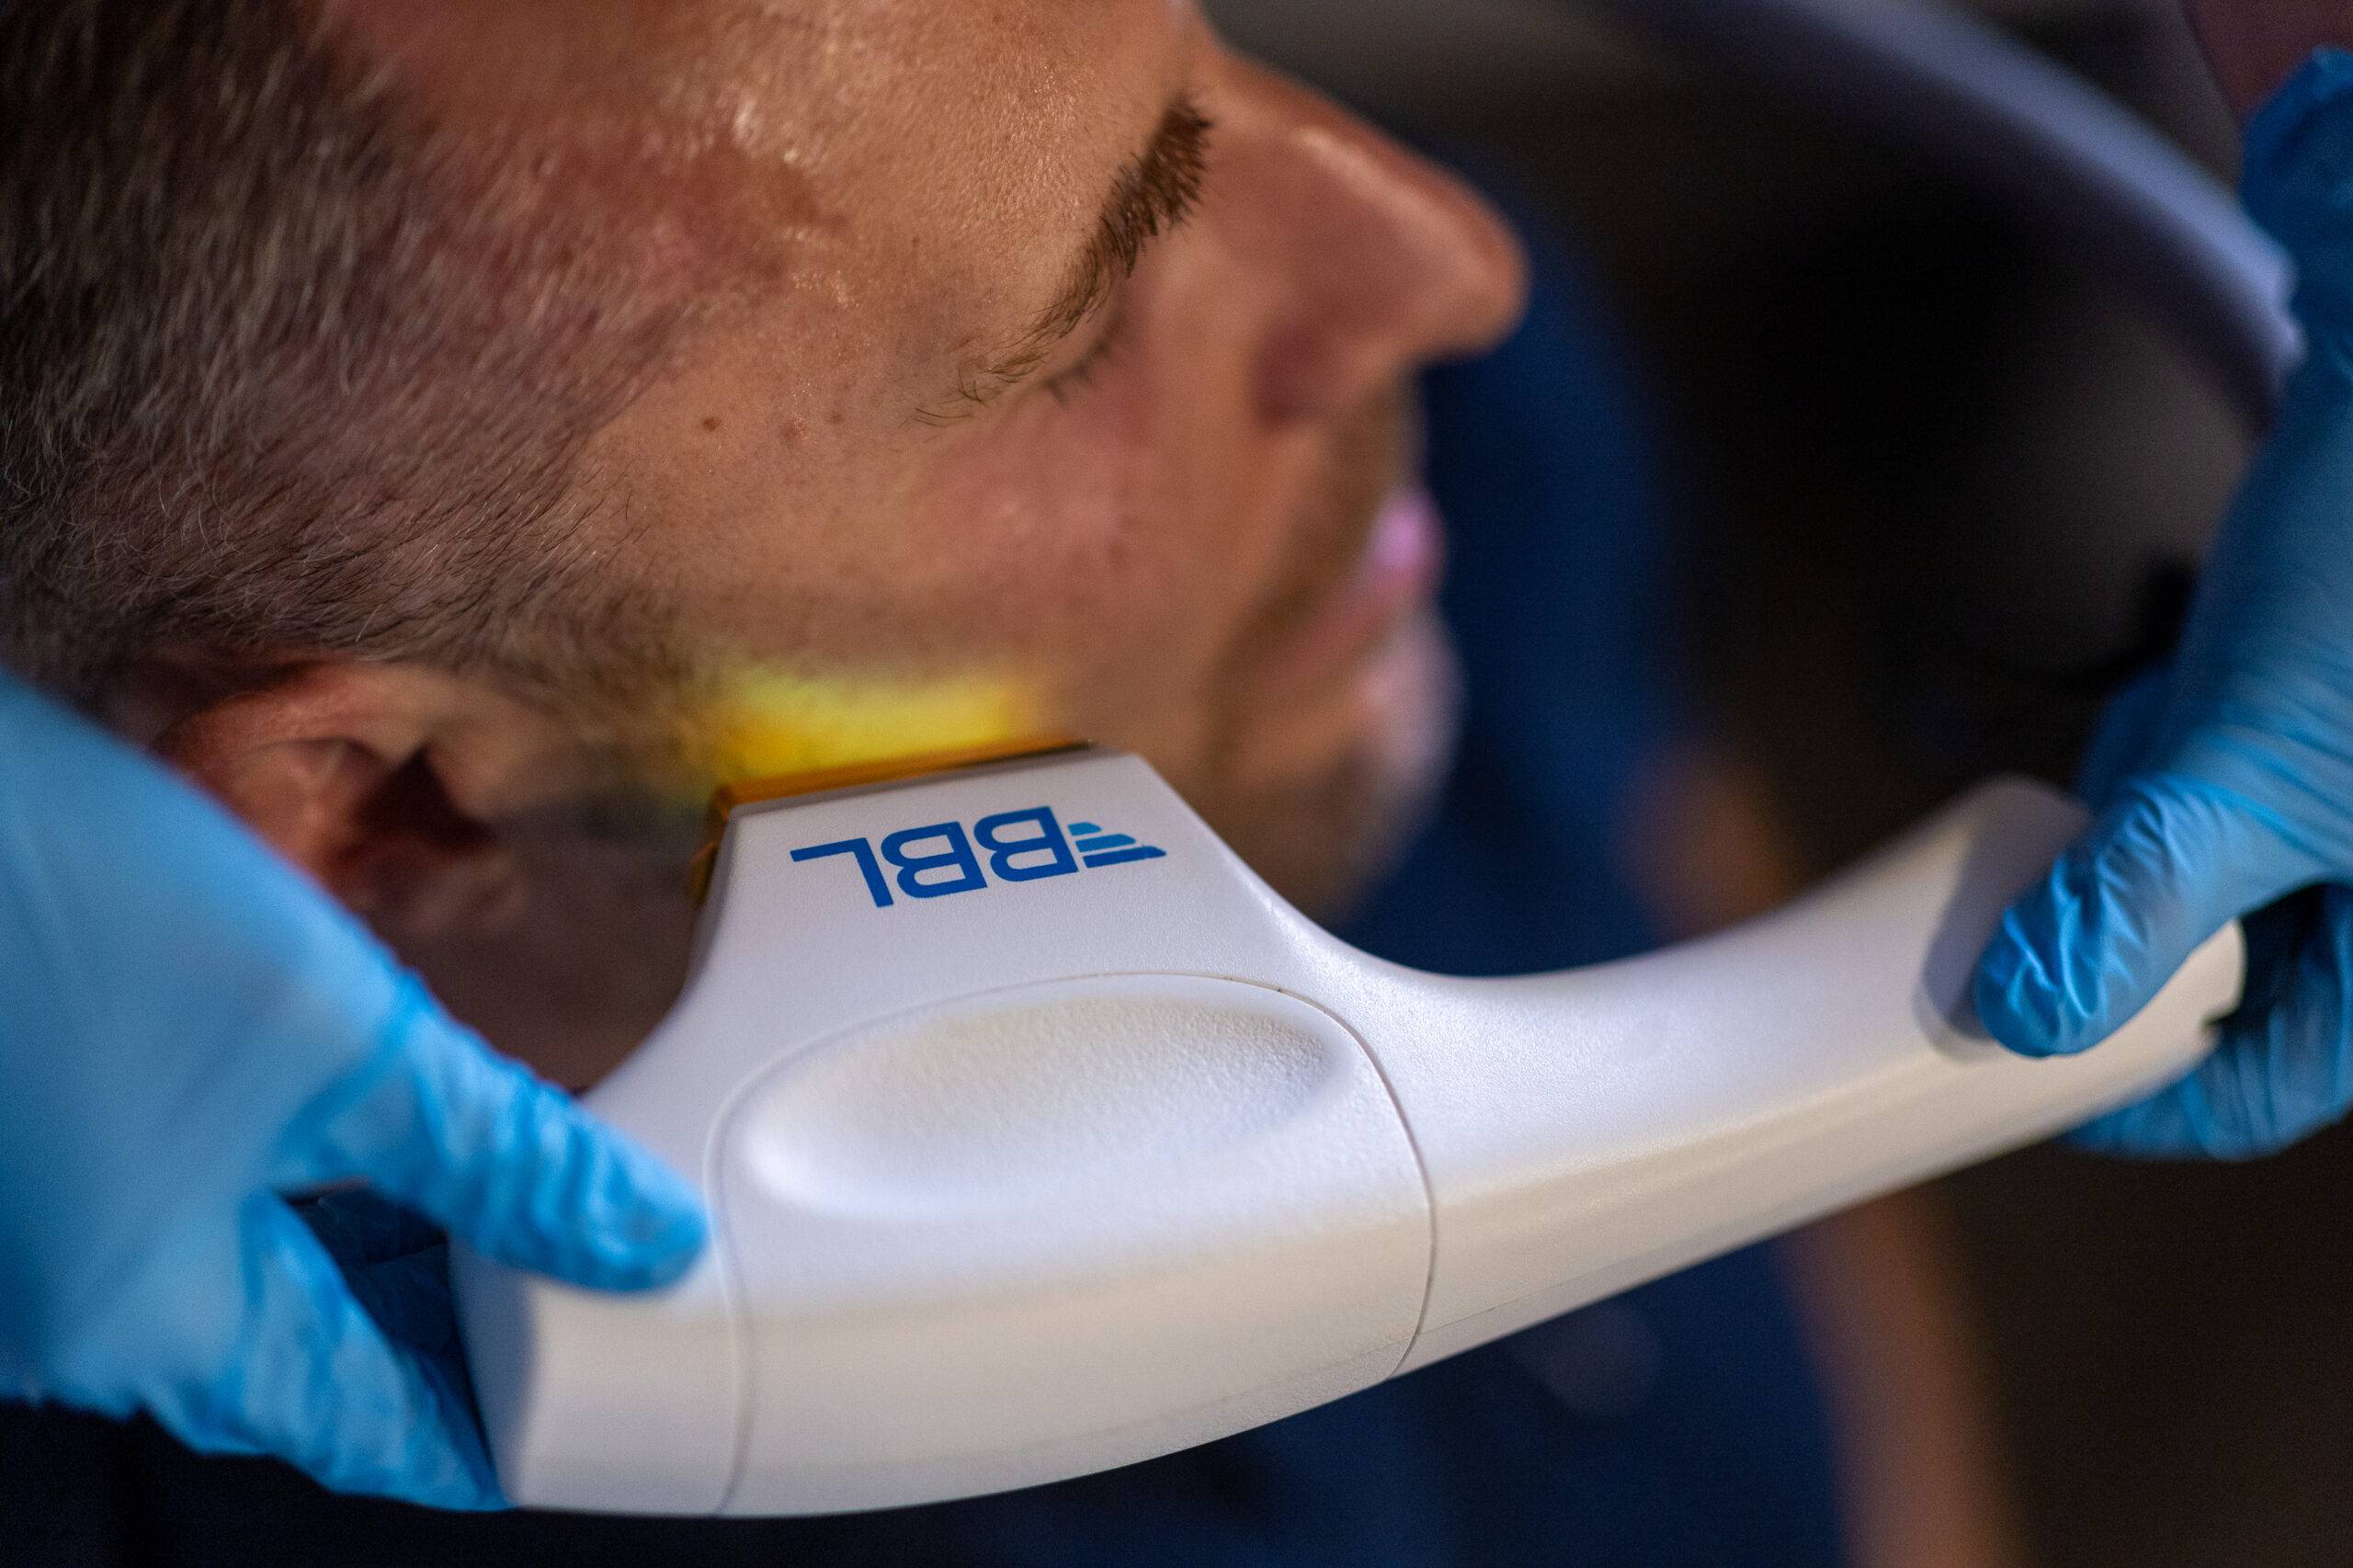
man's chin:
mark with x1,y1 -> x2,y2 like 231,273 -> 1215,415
1205,610 -> 1461,922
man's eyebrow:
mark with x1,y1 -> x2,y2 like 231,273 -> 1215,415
917,93 -> 1212,423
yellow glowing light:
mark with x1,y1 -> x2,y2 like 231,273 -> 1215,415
679,670 -> 1068,903
691,670 -> 1043,790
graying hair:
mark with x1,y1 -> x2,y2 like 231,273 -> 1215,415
0,0 -> 693,711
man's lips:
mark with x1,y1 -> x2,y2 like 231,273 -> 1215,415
1249,486 -> 1446,699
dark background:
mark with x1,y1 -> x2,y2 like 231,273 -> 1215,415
1207,1 -> 2353,1562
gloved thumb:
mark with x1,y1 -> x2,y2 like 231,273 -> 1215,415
290,980 -> 709,1292
1973,771 -> 2309,1058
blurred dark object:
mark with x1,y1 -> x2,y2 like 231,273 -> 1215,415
1209,2 -> 2353,1564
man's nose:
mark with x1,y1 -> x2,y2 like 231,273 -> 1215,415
1217,57 -> 1530,426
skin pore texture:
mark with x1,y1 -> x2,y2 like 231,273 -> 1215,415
171,0 -> 1527,1085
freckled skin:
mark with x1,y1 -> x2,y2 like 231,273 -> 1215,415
313,0 -> 1528,1079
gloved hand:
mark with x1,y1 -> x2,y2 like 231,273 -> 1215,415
0,670 -> 708,1508
1972,49 -> 2353,1158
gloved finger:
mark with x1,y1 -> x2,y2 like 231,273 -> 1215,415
2072,886 -> 2353,1157
1974,769 -> 2319,1059
285,979 -> 706,1291
150,1199 -> 501,1510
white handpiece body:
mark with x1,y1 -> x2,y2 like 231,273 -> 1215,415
453,748 -> 2243,1516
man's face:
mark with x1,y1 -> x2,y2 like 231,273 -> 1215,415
358,0 -> 1526,915
272,0 -> 1527,1078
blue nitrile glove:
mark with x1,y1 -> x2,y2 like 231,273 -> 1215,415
0,669 -> 708,1507
1972,49 -> 2353,1158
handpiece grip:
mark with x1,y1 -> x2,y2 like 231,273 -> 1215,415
1376,778 -> 2245,1369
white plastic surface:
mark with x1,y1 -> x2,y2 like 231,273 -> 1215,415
717,975 -> 1428,1514
456,750 -> 2244,1516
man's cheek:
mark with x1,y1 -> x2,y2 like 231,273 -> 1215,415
910,480 -> 1223,646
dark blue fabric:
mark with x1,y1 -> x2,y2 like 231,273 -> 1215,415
0,207 -> 1844,1568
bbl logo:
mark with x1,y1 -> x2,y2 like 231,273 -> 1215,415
791,807 -> 1166,909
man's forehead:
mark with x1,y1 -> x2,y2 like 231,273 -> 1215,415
328,0 -> 1188,348
328,0 -> 1174,213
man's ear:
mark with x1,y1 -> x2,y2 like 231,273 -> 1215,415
134,658 -> 557,941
